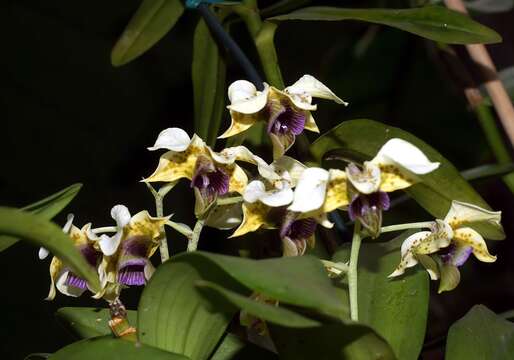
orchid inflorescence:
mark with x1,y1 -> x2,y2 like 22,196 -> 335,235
39,74 -> 503,306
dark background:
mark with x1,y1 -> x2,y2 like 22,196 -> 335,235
1,0 -> 514,358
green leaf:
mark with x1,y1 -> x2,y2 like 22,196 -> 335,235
0,207 -> 100,292
271,5 -> 501,44
333,232 -> 429,360
193,15 -> 228,147
310,119 -> 505,240
446,305 -> 514,359
56,307 -> 137,339
111,0 -> 185,66
270,323 -> 396,360
0,183 -> 82,252
48,336 -> 189,360
196,280 -> 320,327
138,252 -> 347,359
211,333 -> 278,360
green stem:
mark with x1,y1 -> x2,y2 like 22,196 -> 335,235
216,196 -> 243,206
348,221 -> 361,321
146,182 -> 176,262
381,221 -> 435,233
475,103 -> 514,193
91,226 -> 117,234
188,218 -> 205,252
321,260 -> 349,277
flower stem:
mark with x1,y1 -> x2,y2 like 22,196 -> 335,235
348,221 -> 361,321
91,226 -> 117,234
380,221 -> 435,233
216,196 -> 243,206
145,181 -> 176,263
188,218 -> 205,252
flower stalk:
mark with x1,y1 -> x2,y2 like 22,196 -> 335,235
348,220 -> 362,321
380,221 -> 435,234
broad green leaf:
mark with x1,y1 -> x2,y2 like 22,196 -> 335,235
0,183 -> 82,252
261,0 -> 312,18
138,252 -> 347,359
111,0 -> 185,66
271,6 -> 501,44
193,15 -> 228,147
211,333 -> 278,360
446,305 -> 514,359
56,307 -> 137,339
138,258 -> 243,360
196,280 -> 321,327
270,323 -> 396,360
0,207 -> 100,292
461,163 -> 514,180
310,119 -> 505,240
49,336 -> 189,360
185,252 -> 347,317
333,232 -> 429,360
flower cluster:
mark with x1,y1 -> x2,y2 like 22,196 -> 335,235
39,205 -> 169,301
389,200 -> 501,292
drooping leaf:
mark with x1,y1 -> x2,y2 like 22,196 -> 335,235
446,305 -> 514,359
48,336 -> 189,360
310,119 -> 504,240
271,6 -> 501,44
210,333 -> 278,360
333,232 -> 429,360
0,183 -> 82,252
138,252 -> 347,359
56,307 -> 137,339
192,15 -> 228,147
270,323 -> 396,360
138,258 -> 243,360
111,0 -> 185,66
0,207 -> 100,292
196,280 -> 320,327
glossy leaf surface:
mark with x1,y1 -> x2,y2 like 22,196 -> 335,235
0,183 -> 82,252
271,6 -> 501,44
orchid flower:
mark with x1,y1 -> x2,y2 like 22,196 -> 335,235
219,75 -> 347,158
288,138 -> 440,237
145,128 -> 272,205
389,201 -> 502,292
40,214 -> 102,300
95,205 -> 169,298
231,157 -> 331,256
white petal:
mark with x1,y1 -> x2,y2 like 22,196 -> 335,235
62,213 -> 75,233
285,74 -> 347,105
243,181 -> 267,203
443,201 -> 503,240
227,81 -> 269,114
260,187 -> 294,207
38,247 -> 50,260
99,232 -> 122,256
389,231 -> 431,278
147,127 -> 191,151
372,138 -> 440,175
345,162 -> 381,194
288,167 -> 329,213
111,204 -> 131,228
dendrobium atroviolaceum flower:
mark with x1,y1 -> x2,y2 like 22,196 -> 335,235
231,156 -> 332,256
39,214 -> 102,300
95,205 -> 169,299
288,138 -> 440,237
219,75 -> 347,159
389,201 -> 502,292
145,127 -> 272,205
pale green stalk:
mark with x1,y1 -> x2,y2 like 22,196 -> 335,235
380,221 -> 435,234
188,218 -> 205,252
348,221 -> 361,321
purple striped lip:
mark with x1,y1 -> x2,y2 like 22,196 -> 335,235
118,258 -> 147,286
441,244 -> 473,267
65,272 -> 88,290
281,217 -> 317,242
348,191 -> 390,221
267,104 -> 306,136
192,158 -> 230,200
